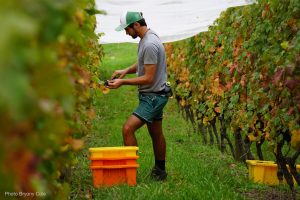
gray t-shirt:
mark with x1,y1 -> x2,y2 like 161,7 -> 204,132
137,29 -> 167,93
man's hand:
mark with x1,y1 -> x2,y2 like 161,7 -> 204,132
106,63 -> 155,88
112,69 -> 128,79
111,63 -> 137,79
108,79 -> 123,89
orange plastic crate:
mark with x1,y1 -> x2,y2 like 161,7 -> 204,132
90,156 -> 139,167
91,164 -> 139,187
89,146 -> 139,187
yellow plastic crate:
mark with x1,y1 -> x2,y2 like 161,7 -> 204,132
89,146 -> 138,159
246,160 -> 300,185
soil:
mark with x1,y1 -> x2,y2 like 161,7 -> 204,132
243,188 -> 299,200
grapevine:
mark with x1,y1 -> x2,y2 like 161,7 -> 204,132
166,0 -> 300,195
0,0 -> 105,197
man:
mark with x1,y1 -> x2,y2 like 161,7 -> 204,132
107,11 -> 169,181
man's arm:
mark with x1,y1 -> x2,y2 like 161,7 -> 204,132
108,64 -> 156,89
126,63 -> 138,74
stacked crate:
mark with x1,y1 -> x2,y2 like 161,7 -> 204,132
89,146 -> 139,187
246,160 -> 300,185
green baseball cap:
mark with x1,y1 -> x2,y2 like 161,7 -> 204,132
115,11 -> 143,31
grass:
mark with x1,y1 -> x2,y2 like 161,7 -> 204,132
70,43 -> 296,200
99,43 -> 138,80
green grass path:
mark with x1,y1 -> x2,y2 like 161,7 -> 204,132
70,43 -> 282,200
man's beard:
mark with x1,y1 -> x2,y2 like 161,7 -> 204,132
131,29 -> 138,39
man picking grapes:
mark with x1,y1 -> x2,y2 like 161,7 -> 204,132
107,11 -> 170,181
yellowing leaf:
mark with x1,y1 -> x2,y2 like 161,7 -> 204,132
75,10 -> 85,26
248,134 -> 258,142
91,82 -> 97,89
265,132 -> 271,141
78,78 -> 85,85
87,108 -> 96,119
214,107 -> 221,113
66,138 -> 84,151
180,99 -> 186,107
185,81 -> 190,88
262,10 -> 267,18
102,87 -> 110,94
211,86 -> 224,96
208,47 -> 215,53
203,117 -> 209,125
60,144 -> 69,152
291,130 -> 300,149
280,41 -> 289,50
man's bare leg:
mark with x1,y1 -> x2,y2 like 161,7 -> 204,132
147,120 -> 167,180
122,115 -> 144,146
147,120 -> 166,160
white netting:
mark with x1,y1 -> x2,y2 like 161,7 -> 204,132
95,0 -> 254,44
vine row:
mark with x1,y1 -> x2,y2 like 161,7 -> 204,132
166,0 -> 300,195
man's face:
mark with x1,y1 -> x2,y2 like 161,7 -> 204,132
125,26 -> 138,39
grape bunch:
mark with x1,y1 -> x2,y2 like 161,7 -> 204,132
104,76 -> 117,87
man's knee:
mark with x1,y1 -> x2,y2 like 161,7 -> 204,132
123,123 -> 133,135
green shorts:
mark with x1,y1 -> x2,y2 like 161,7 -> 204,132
133,93 -> 168,123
